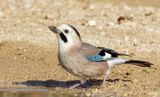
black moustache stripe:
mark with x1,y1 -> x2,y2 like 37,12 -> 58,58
60,33 -> 68,43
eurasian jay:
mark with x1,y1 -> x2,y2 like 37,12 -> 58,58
48,24 -> 153,88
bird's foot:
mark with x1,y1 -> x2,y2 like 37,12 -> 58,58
101,79 -> 107,86
69,80 -> 86,89
69,83 -> 82,89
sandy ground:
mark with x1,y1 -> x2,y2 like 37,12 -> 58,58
0,0 -> 160,97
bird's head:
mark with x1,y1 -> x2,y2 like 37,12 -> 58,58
48,24 -> 82,50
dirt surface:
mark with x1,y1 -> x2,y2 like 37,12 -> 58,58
0,0 -> 160,97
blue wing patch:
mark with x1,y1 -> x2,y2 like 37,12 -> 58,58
87,55 -> 104,62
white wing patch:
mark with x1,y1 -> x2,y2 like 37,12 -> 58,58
107,58 -> 128,68
103,52 -> 112,60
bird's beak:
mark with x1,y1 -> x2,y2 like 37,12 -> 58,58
48,26 -> 61,34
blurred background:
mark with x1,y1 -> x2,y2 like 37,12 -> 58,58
0,0 -> 160,97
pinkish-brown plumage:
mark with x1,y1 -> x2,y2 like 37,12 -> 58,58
48,24 -> 153,88
58,43 -> 109,79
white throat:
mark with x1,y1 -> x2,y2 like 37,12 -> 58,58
58,36 -> 82,53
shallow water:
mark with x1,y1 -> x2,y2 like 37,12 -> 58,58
0,87 -> 81,97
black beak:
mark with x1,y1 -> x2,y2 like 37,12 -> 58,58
48,26 -> 60,34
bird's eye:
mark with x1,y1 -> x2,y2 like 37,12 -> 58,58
64,29 -> 69,33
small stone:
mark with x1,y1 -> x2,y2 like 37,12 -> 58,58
0,12 -> 5,17
14,56 -> 17,60
89,5 -> 95,10
124,36 -> 129,42
145,12 -> 152,16
133,38 -> 137,43
44,15 -> 48,20
123,5 -> 131,10
117,16 -> 133,24
94,88 -> 98,93
88,20 -> 96,26
106,22 -> 115,26
123,93 -> 128,96
86,92 -> 91,97
126,72 -> 130,75
98,26 -> 103,30
23,56 -> 26,60
146,27 -> 154,32
133,79 -> 138,83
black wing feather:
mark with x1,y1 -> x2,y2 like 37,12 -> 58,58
98,47 -> 130,57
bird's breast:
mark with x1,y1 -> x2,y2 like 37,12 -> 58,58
58,50 -> 108,78
58,50 -> 82,74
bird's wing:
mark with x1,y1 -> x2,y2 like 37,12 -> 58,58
79,43 -> 102,56
79,43 -> 104,62
79,43 -> 130,62
97,47 -> 130,57
79,43 -> 153,68
87,55 -> 104,62
79,43 -> 127,62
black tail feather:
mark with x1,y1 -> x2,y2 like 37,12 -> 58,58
125,60 -> 153,67
118,53 -> 131,57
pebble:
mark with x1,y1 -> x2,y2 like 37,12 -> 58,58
89,4 -> 95,10
146,27 -> 155,32
88,20 -> 97,26
124,36 -> 130,42
23,56 -> 26,60
123,5 -> 131,10
145,11 -> 152,16
123,93 -> 128,96
98,26 -> 103,30
133,38 -> 137,43
0,12 -> 5,17
133,79 -> 138,83
86,92 -> 91,97
14,56 -> 17,60
23,0 -> 33,9
106,22 -> 115,27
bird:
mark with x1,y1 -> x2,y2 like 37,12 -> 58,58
48,24 -> 153,88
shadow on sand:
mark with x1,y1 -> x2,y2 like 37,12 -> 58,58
14,79 -> 131,88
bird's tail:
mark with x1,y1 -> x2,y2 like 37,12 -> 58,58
107,58 -> 153,68
125,60 -> 153,67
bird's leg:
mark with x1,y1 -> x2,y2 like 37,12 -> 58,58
102,69 -> 111,85
80,80 -> 86,84
69,80 -> 86,89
